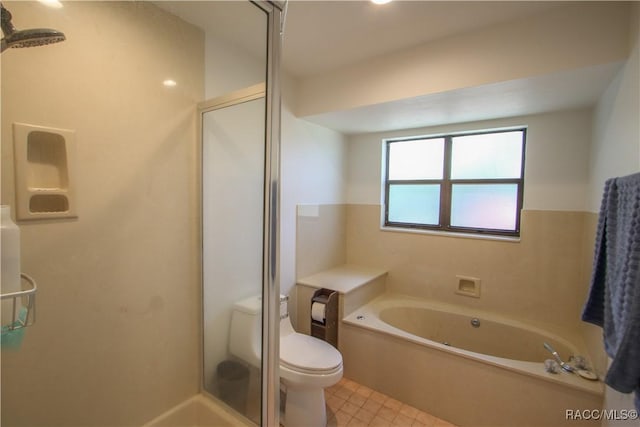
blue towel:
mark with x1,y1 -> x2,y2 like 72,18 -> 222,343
582,172 -> 640,411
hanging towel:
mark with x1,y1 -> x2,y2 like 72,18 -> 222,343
582,172 -> 640,411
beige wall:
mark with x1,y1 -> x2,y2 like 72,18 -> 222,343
588,3 -> 640,212
281,77 -> 348,301
346,109 -> 593,211
587,2 -> 640,419
1,2 -> 203,426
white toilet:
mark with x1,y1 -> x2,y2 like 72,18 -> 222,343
229,295 -> 343,427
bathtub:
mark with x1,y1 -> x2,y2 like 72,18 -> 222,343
341,293 -> 603,427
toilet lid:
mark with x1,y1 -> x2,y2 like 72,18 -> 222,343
280,332 -> 342,373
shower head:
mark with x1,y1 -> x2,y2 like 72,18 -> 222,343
1,3 -> 65,53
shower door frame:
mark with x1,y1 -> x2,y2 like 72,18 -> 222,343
197,2 -> 282,426
256,3 -> 282,427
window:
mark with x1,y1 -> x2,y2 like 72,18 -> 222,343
384,128 -> 526,237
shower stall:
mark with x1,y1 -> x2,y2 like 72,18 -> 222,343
0,1 -> 283,426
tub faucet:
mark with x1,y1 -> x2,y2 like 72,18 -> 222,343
543,342 -> 574,372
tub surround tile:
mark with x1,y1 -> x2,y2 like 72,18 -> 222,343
296,204 -> 347,281
345,205 -> 592,336
326,378 -> 457,427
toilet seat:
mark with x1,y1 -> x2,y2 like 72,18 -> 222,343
280,332 -> 342,374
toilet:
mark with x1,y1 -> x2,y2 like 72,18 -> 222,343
229,295 -> 343,427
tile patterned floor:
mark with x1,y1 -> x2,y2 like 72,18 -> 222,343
325,378 -> 458,427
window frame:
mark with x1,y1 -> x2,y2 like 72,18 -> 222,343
383,128 -> 527,237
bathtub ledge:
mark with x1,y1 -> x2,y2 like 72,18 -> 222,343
297,264 -> 388,294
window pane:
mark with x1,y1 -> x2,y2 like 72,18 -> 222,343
451,184 -> 518,230
388,184 -> 440,225
388,138 -> 445,180
451,131 -> 523,179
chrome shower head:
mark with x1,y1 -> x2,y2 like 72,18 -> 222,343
1,3 -> 65,53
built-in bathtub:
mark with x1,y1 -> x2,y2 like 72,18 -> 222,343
341,293 -> 604,427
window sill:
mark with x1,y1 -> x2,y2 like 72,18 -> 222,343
380,225 -> 521,243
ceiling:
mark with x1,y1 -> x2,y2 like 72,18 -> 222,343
159,1 -> 568,79
282,1 -> 566,78
157,1 -> 621,134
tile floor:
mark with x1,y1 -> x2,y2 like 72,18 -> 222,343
325,377 -> 457,427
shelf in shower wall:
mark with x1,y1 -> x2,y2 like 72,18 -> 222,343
13,123 -> 78,220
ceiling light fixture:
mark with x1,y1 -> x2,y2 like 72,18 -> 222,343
38,0 -> 63,9
163,79 -> 177,87
371,0 -> 393,4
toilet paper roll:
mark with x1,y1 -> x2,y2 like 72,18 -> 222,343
311,302 -> 326,323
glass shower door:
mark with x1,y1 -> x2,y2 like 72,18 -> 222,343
200,2 -> 281,426
201,89 -> 266,422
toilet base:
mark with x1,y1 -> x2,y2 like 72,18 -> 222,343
283,386 -> 327,427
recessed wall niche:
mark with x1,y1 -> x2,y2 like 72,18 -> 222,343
13,123 -> 78,220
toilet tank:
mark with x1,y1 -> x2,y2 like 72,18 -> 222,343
229,296 -> 262,367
